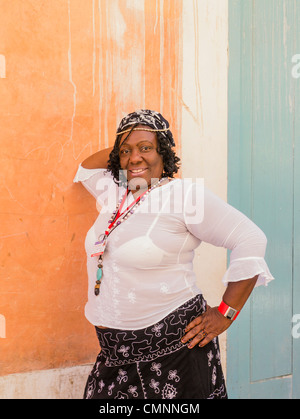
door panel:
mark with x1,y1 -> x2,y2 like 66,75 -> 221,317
292,1 -> 300,399
251,0 -> 294,383
227,0 -> 300,398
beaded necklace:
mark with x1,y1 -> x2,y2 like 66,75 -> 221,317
91,177 -> 165,295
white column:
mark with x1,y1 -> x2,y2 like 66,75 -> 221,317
180,0 -> 229,374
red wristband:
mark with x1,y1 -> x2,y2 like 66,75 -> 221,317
218,301 -> 240,321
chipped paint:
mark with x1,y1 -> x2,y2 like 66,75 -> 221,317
0,0 -> 183,376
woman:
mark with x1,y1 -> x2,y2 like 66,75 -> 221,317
73,109 -> 274,399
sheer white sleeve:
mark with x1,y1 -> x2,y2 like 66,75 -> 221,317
184,184 -> 274,287
73,164 -> 116,206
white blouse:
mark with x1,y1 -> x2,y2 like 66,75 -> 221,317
73,164 -> 274,330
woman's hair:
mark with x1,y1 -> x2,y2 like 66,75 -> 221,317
107,130 -> 181,184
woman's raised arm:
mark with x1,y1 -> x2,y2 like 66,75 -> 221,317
81,146 -> 113,169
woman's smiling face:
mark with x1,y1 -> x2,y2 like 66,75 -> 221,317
118,125 -> 164,191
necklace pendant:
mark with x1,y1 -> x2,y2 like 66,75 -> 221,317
96,267 -> 103,281
94,283 -> 100,296
94,266 -> 103,295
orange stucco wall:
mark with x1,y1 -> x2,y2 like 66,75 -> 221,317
0,0 -> 182,375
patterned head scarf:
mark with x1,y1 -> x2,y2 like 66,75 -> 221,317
116,109 -> 175,147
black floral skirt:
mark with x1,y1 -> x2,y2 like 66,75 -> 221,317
83,294 -> 227,399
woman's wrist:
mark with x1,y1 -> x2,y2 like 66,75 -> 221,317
221,275 -> 258,313
218,301 -> 240,321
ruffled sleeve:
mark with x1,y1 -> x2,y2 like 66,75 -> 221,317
221,256 -> 274,287
73,164 -> 117,206
184,183 -> 275,287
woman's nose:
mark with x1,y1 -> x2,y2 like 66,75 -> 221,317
129,148 -> 143,164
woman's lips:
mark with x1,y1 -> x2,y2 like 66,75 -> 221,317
128,168 -> 148,177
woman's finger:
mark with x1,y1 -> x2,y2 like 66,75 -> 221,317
186,329 -> 209,349
181,320 -> 205,344
184,316 -> 202,333
198,333 -> 215,348
184,305 -> 211,334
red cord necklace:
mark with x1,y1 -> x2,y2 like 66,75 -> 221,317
91,178 -> 165,295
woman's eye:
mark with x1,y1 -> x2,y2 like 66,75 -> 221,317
119,145 -> 153,156
140,146 -> 152,152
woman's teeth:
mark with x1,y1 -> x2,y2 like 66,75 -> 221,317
130,169 -> 146,173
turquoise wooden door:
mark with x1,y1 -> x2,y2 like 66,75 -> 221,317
227,0 -> 300,398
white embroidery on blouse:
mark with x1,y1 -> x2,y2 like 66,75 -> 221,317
159,282 -> 169,294
128,289 -> 137,304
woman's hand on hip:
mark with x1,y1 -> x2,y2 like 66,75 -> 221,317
181,306 -> 232,349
